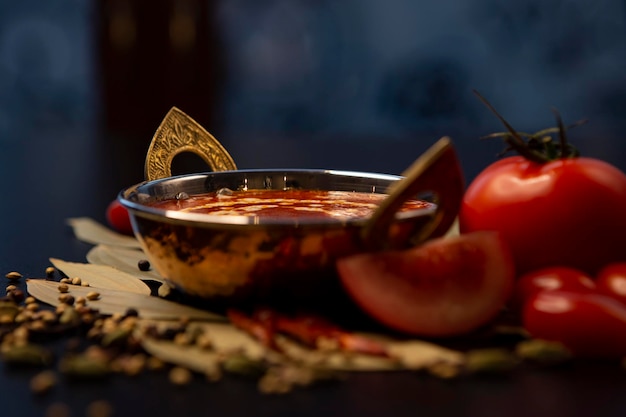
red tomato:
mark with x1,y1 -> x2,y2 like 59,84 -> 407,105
596,263 -> 626,304
523,290 -> 626,358
459,155 -> 626,276
336,231 -> 515,337
512,266 -> 596,310
106,199 -> 134,235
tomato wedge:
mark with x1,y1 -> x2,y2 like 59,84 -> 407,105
336,231 -> 515,337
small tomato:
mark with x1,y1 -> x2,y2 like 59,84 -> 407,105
523,290 -> 626,358
512,266 -> 596,310
106,199 -> 134,235
336,231 -> 515,337
596,263 -> 626,304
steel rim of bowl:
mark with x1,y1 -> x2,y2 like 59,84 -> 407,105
119,168 -> 437,228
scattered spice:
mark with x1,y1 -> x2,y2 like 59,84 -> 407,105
30,370 -> 58,395
157,283 -> 172,298
515,339 -> 573,366
58,294 -> 75,306
138,259 -> 151,271
465,348 -> 519,374
0,219 -> 615,405
45,402 -> 70,417
5,271 -> 23,281
86,400 -> 114,417
169,366 -> 193,385
2,343 -> 54,367
86,291 -> 100,301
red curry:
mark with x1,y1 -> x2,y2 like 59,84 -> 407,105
150,189 -> 432,220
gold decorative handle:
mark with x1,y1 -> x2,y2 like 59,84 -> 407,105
144,107 -> 237,181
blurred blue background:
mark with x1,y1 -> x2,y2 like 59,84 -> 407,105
1,0 -> 626,194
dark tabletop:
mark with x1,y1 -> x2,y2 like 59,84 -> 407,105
3,127 -> 626,417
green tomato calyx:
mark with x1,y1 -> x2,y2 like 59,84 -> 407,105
473,90 -> 586,164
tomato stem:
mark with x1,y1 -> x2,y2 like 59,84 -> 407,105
473,90 -> 586,163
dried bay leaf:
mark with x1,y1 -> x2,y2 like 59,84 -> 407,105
49,258 -> 151,295
136,321 -> 459,373
386,339 -> 465,370
140,337 -> 222,374
166,320 -> 267,359
26,279 -> 225,321
86,245 -> 166,284
274,335 -> 401,372
137,320 -> 268,373
67,217 -> 141,249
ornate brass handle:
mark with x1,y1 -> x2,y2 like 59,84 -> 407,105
144,107 -> 237,181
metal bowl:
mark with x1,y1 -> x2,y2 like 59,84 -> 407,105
119,108 -> 464,307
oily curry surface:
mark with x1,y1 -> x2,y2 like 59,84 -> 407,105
149,189 -> 433,220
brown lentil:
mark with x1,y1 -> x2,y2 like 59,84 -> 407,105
45,266 -> 56,278
6,284 -> 17,292
57,284 -> 69,293
71,277 -> 82,286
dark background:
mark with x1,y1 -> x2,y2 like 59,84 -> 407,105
2,2 -> 626,416
2,0 -> 626,193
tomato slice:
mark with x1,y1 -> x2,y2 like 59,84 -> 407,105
336,231 -> 515,337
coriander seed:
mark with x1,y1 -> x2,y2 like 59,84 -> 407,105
58,293 -> 75,306
86,291 -> 100,301
6,271 -> 22,281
